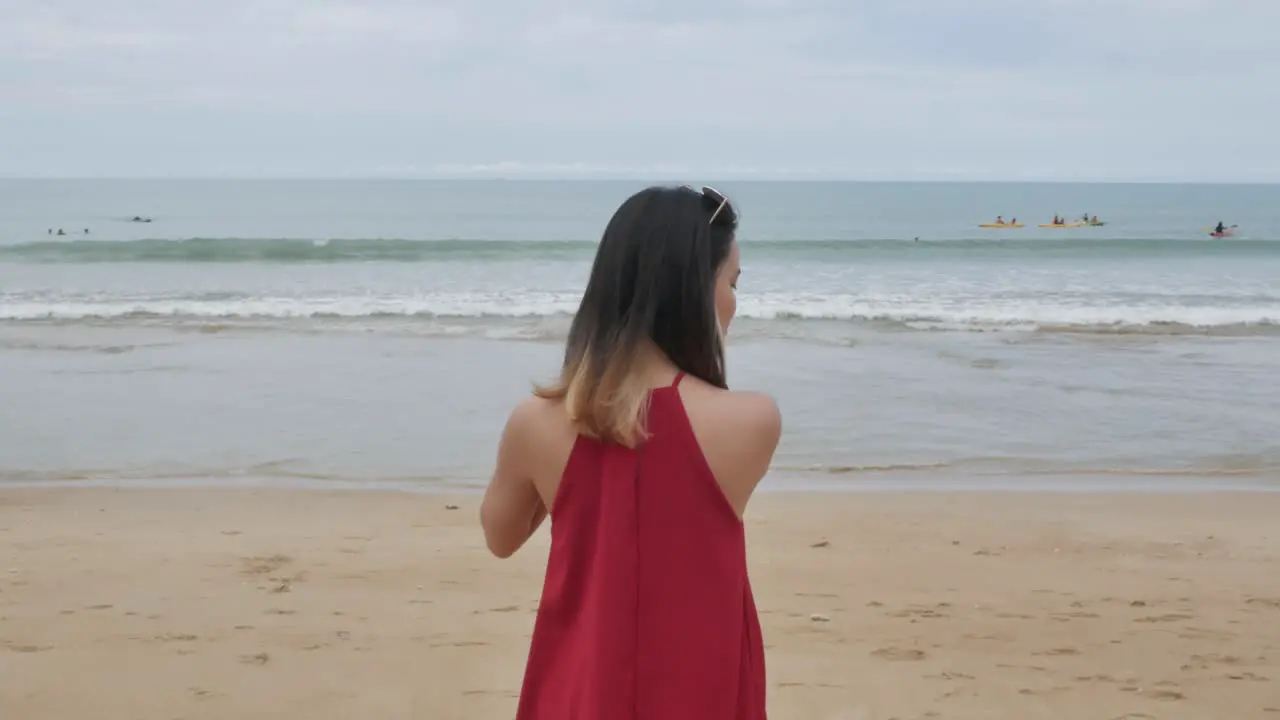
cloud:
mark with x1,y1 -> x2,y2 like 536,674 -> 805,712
1,0 -> 1277,180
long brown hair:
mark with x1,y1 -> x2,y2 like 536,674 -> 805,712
534,186 -> 738,447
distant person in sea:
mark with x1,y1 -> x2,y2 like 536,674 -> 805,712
1052,214 -> 1061,225
1215,221 -> 1226,234
995,215 -> 1005,224
481,185 -> 780,719
56,228 -> 65,236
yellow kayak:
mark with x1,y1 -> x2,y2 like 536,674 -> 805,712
1039,222 -> 1085,228
978,222 -> 1024,228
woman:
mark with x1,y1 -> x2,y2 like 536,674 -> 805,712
481,185 -> 782,719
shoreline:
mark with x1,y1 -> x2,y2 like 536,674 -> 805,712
2,474 -> 1279,493
2,487 -> 1278,719
6,314 -> 1280,339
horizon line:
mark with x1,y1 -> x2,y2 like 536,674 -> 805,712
2,176 -> 1278,185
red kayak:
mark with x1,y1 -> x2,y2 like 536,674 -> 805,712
1210,225 -> 1238,238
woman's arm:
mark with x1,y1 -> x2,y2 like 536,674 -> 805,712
480,400 -> 547,559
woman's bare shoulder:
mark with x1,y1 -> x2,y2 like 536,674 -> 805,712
496,395 -> 579,500
722,389 -> 781,422
678,383 -> 782,513
506,395 -> 575,444
687,384 -> 782,444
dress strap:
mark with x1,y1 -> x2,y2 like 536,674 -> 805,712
671,371 -> 686,388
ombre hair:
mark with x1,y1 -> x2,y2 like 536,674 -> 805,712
534,186 -> 738,447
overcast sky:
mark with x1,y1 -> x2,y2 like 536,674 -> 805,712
1,0 -> 1277,181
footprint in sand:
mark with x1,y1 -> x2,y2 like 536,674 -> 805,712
1122,686 -> 1184,701
1052,611 -> 1101,620
1185,652 -> 1243,668
240,554 -> 292,576
426,640 -> 490,649
1245,597 -> 1280,610
473,605 -> 520,614
6,644 -> 52,653
1178,627 -> 1237,641
994,612 -> 1036,620
962,633 -> 1013,642
871,647 -> 927,661
239,652 -> 270,665
1226,672 -> 1270,682
925,671 -> 975,681
887,607 -> 949,620
1133,613 -> 1194,623
1018,686 -> 1072,696
1033,647 -> 1079,657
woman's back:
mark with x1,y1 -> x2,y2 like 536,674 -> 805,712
479,185 -> 781,718
515,373 -> 770,719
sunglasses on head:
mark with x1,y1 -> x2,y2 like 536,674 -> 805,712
683,185 -> 730,224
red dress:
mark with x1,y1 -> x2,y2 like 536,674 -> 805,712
515,373 -> 767,719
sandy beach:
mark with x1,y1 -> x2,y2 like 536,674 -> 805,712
1,488 -> 1277,719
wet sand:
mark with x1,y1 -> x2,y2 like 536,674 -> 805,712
1,488 -> 1277,719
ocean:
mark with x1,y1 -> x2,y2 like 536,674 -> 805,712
2,179 -> 1278,491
